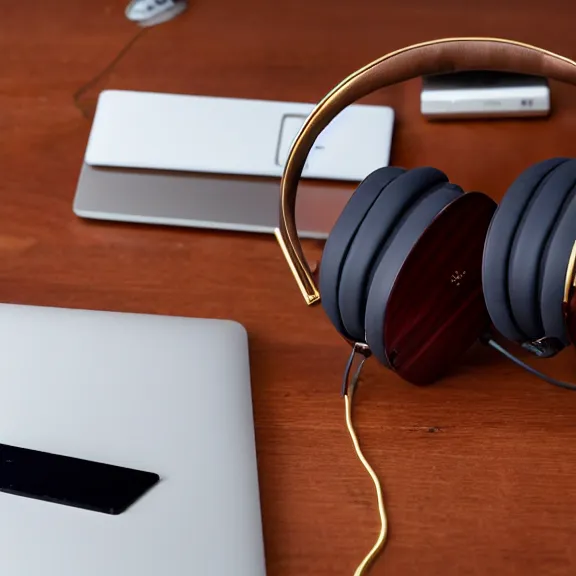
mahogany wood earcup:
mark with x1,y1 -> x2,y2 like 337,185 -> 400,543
363,182 -> 468,368
373,192 -> 498,384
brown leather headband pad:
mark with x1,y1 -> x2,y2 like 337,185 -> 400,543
363,39 -> 576,87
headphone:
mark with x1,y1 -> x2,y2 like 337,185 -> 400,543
275,37 -> 576,388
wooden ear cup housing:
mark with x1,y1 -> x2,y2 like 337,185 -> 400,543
381,193 -> 497,384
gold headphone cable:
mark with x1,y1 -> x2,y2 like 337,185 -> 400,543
342,347 -> 388,575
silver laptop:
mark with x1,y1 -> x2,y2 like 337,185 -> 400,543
72,90 -> 395,239
0,303 -> 266,575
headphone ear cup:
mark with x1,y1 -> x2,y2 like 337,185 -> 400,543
367,190 -> 497,384
336,167 -> 449,342
482,158 -> 569,343
540,179 -> 576,345
507,159 -> 576,342
364,183 -> 463,367
319,167 -> 405,339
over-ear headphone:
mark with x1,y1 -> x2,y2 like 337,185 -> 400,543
275,37 -> 576,388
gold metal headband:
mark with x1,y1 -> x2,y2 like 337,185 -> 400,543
273,37 -> 576,306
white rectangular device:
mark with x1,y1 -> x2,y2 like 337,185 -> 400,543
421,71 -> 550,119
74,90 -> 394,238
0,303 -> 266,576
85,90 -> 394,181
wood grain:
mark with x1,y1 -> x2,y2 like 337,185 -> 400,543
3,1 -> 576,574
385,192 -> 497,384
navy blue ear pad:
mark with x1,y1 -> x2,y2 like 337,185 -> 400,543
336,167 -> 450,342
508,159 -> 576,341
482,158 -> 569,342
540,176 -> 576,345
319,166 -> 406,338
364,184 -> 463,366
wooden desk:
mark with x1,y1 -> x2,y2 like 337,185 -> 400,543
3,1 -> 576,574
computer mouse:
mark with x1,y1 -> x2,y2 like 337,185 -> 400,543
125,0 -> 188,27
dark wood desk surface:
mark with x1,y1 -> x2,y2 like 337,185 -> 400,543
4,1 -> 576,574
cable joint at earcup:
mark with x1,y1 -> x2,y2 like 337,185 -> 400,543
521,337 -> 564,358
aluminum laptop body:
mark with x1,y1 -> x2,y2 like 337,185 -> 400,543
0,303 -> 266,576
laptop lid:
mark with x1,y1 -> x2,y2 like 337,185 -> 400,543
0,303 -> 266,576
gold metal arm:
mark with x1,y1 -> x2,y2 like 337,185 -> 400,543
274,37 -> 576,305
